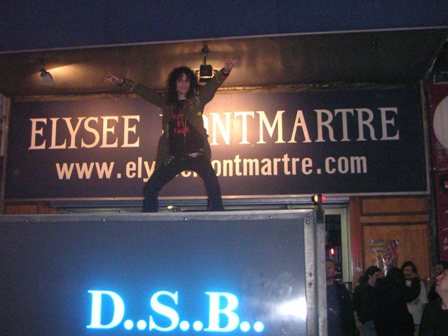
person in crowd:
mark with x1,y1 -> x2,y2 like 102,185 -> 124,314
372,267 -> 420,336
326,259 -> 356,336
400,261 -> 428,336
104,57 -> 239,212
353,265 -> 383,336
419,267 -> 448,336
427,260 -> 448,302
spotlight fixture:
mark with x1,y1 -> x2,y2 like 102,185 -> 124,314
195,44 -> 218,83
40,58 -> 53,83
311,193 -> 325,224
311,194 -> 326,205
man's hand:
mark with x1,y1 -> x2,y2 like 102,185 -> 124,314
224,57 -> 240,73
104,74 -> 124,86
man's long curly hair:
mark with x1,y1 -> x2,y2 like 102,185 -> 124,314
166,66 -> 199,103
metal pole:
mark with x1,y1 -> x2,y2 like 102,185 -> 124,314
0,95 -> 10,214
305,204 -> 327,336
316,204 -> 327,336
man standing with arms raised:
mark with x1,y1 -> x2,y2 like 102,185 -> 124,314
105,57 -> 239,212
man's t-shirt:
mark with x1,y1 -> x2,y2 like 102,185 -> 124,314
405,279 -> 428,325
168,100 -> 204,156
327,284 -> 343,336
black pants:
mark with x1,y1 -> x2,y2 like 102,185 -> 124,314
143,154 -> 223,212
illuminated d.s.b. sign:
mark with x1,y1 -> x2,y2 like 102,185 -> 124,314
87,290 -> 265,333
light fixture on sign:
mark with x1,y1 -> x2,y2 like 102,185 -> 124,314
40,58 -> 53,83
312,193 -> 325,223
195,44 -> 218,83
311,194 -> 326,205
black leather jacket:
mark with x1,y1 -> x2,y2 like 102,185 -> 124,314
122,69 -> 228,165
